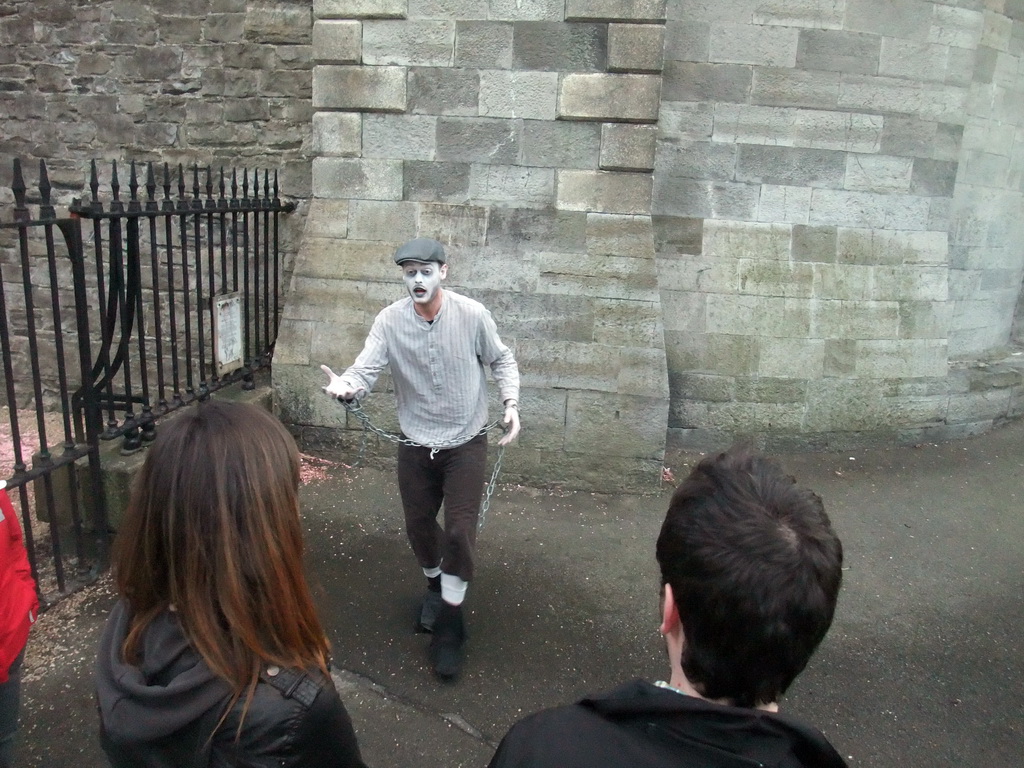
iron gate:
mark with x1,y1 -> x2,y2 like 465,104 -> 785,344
0,157 -> 295,603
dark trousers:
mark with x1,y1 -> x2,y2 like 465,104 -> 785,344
397,433 -> 487,583
0,648 -> 24,768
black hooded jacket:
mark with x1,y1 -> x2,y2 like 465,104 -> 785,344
488,680 -> 847,768
95,600 -> 367,768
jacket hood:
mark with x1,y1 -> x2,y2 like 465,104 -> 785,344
582,680 -> 847,768
96,600 -> 232,744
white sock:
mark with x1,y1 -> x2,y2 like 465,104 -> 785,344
422,565 -> 442,579
440,573 -> 468,606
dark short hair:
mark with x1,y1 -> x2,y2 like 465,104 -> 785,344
656,446 -> 843,707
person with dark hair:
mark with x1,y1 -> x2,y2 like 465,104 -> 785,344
0,481 -> 39,768
95,401 -> 367,768
321,237 -> 520,680
487,447 -> 847,768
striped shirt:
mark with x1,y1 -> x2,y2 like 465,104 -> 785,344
338,290 -> 520,448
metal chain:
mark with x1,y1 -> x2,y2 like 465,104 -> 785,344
339,398 -> 508,530
478,442 -> 506,531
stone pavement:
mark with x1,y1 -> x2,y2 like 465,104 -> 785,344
16,419 -> 1024,767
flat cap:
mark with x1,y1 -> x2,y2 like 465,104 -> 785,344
394,238 -> 446,265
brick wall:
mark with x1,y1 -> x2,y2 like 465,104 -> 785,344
0,0 -> 313,218
0,0 -> 314,410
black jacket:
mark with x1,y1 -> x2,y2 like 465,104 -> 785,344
488,680 -> 847,768
95,600 -> 367,768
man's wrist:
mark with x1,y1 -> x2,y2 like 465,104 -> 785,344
504,399 -> 518,409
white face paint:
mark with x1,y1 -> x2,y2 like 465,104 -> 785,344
401,260 -> 446,307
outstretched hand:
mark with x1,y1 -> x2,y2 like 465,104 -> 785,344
498,405 -> 520,446
320,364 -> 362,402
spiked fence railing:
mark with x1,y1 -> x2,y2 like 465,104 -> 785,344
0,157 -> 295,600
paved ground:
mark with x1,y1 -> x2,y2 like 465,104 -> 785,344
15,419 -> 1024,767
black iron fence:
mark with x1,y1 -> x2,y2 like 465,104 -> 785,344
0,157 -> 295,603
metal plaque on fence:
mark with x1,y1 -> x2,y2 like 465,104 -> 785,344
213,293 -> 244,376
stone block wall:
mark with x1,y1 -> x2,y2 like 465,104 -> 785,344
274,0 -> 672,491
4,0 -> 1024,490
656,0 -> 1024,453
948,2 -> 1024,356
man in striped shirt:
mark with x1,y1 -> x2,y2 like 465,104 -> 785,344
321,238 -> 520,680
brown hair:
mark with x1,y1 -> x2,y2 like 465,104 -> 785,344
114,400 -> 329,709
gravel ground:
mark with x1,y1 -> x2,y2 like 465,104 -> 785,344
13,418 -> 1024,768
18,575 -> 117,766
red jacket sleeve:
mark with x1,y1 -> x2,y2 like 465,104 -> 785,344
1,488 -> 39,683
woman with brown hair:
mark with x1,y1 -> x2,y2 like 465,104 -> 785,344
95,401 -> 366,767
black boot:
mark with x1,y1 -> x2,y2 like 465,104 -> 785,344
416,576 -> 444,633
429,602 -> 467,680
